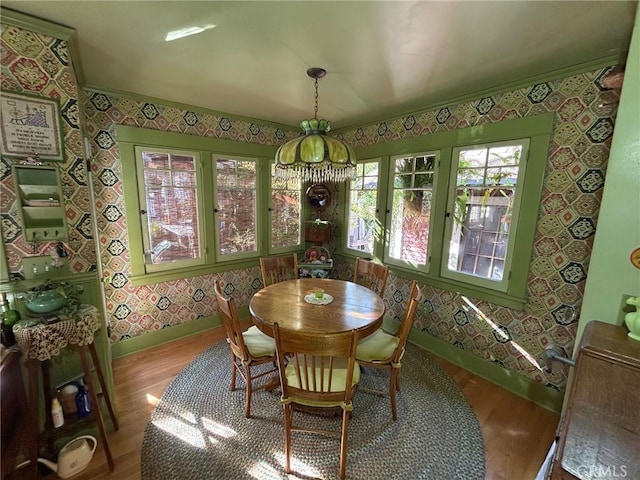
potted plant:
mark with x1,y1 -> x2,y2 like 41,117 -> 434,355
305,219 -> 332,243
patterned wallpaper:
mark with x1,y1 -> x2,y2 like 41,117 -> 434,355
0,24 -> 97,274
82,89 -> 299,341
0,22 -> 621,392
0,23 -> 300,340
330,67 -> 620,392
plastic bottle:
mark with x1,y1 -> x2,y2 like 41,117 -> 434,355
75,380 -> 92,418
51,398 -> 64,428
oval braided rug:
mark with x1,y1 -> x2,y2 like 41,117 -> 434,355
141,341 -> 485,480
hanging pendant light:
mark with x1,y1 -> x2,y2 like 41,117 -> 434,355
275,67 -> 356,182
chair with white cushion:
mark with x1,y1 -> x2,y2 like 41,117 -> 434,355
273,322 -> 360,480
214,280 -> 277,418
356,280 -> 420,420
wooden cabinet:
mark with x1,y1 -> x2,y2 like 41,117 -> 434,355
550,321 -> 640,480
12,165 -> 67,241
1,350 -> 29,480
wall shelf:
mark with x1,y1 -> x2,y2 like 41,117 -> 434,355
12,165 -> 68,241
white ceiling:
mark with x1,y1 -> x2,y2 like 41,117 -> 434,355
2,1 -> 637,129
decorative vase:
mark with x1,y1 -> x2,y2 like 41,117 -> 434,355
25,288 -> 68,314
624,296 -> 640,342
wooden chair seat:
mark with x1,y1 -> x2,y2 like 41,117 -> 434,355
354,329 -> 399,362
242,325 -> 276,357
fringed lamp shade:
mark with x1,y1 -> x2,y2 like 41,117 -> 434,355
275,118 -> 356,182
275,67 -> 357,183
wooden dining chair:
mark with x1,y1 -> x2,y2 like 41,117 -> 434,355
355,280 -> 421,420
213,280 -> 277,418
353,257 -> 389,297
260,253 -> 298,287
272,323 -> 360,480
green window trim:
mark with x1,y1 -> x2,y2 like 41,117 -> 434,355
343,157 -> 385,258
117,125 -> 300,286
134,146 -> 206,273
384,150 -> 441,273
344,112 -> 555,310
212,153 -> 262,262
268,160 -> 305,254
442,139 -> 530,292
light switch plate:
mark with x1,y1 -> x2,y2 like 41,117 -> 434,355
21,255 -> 69,280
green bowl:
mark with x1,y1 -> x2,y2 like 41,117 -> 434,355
25,289 -> 68,313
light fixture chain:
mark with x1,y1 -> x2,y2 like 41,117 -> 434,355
314,78 -> 319,119
274,67 -> 356,182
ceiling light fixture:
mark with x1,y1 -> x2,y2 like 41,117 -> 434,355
275,67 -> 356,183
165,24 -> 216,42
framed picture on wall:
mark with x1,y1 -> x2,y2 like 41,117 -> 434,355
0,91 -> 65,161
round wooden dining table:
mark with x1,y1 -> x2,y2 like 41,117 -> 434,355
249,278 -> 385,339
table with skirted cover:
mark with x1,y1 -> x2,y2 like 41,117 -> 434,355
12,304 -> 118,478
13,304 -> 102,361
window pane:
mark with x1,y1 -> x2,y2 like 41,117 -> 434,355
216,158 -> 257,255
457,168 -> 484,186
459,148 -> 487,168
173,171 -> 195,187
479,231 -> 497,256
145,169 -> 170,186
143,152 -> 169,170
488,145 -> 521,166
347,160 -> 379,253
447,143 -> 522,282
270,165 -> 301,249
388,155 -> 436,265
141,151 -> 200,265
172,155 -> 195,170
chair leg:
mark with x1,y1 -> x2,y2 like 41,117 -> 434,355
339,409 -> 350,480
244,364 -> 252,418
230,352 -> 237,391
283,404 -> 292,474
390,369 -> 399,421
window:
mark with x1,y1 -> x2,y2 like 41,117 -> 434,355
345,159 -> 380,255
343,113 -> 554,309
136,147 -> 204,272
269,164 -> 302,251
214,155 -> 258,260
386,153 -> 439,269
442,140 -> 529,292
118,126 -> 303,285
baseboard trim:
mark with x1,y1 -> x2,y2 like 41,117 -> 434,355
112,311 -> 563,413
111,306 -> 250,358
382,318 -> 564,414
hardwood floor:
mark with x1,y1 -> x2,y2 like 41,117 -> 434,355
29,325 -> 558,480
